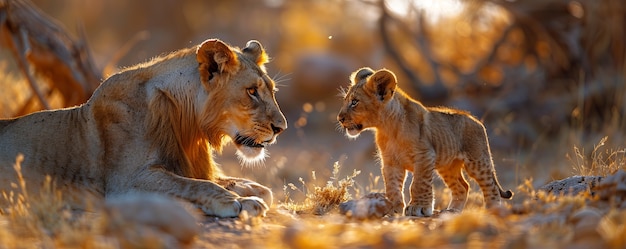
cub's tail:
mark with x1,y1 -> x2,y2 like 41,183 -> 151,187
493,171 -> 514,199
499,189 -> 514,199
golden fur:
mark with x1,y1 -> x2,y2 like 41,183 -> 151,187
0,39 -> 287,217
337,67 -> 512,217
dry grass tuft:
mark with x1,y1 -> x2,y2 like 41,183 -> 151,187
569,136 -> 626,176
281,161 -> 360,215
0,155 -> 113,248
0,155 -> 197,248
2,155 -> 67,238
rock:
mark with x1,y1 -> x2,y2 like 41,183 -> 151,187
594,169 -> 626,206
538,175 -> 603,196
339,192 -> 392,220
104,193 -> 200,247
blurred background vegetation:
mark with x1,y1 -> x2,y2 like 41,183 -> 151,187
1,0 -> 624,202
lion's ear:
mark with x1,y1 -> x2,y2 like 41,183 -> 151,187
365,69 -> 397,102
350,67 -> 375,85
197,39 -> 240,83
242,40 -> 269,70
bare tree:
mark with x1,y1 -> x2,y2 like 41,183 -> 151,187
375,0 -> 625,140
1,0 -> 101,116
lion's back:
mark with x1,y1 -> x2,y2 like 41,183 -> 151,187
0,108 -> 104,187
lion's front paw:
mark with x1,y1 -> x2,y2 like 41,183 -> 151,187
237,196 -> 269,217
405,204 -> 433,217
200,198 -> 241,218
222,179 -> 273,207
202,196 -> 268,218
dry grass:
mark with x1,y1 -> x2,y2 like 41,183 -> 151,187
569,136 -> 626,177
3,151 -> 626,249
1,155 -> 102,248
0,155 -> 195,249
281,161 -> 360,215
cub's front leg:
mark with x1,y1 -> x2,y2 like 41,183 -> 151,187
382,164 -> 406,215
406,152 -> 436,217
127,165 -> 269,218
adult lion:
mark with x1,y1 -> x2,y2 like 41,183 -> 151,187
0,39 -> 287,218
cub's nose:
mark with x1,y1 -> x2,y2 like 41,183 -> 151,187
337,113 -> 346,124
271,123 -> 284,135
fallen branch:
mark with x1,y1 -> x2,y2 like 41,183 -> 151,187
0,0 -> 101,115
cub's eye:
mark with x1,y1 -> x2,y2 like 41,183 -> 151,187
349,99 -> 358,108
247,87 -> 258,97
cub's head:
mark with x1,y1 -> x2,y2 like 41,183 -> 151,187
196,39 -> 287,163
337,67 -> 397,138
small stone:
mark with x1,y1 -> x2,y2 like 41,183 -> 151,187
340,192 -> 392,220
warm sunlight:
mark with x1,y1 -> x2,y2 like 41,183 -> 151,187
3,0 -> 625,248
385,0 -> 463,21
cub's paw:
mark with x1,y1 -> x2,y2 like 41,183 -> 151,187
390,204 -> 405,215
405,204 -> 433,217
237,196 -> 269,217
442,208 -> 462,214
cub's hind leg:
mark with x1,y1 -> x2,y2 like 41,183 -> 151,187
438,159 -> 469,212
464,157 -> 502,208
463,124 -> 513,208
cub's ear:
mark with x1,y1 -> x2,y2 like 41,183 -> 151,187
365,69 -> 397,102
350,67 -> 374,85
242,40 -> 269,71
196,39 -> 240,83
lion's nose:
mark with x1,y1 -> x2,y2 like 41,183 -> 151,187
271,111 -> 287,135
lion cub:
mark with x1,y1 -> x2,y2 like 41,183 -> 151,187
337,67 -> 513,217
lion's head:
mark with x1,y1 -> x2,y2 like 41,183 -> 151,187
194,39 -> 287,163
337,67 -> 397,138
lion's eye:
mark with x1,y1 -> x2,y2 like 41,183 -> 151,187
349,99 -> 358,108
247,87 -> 258,97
